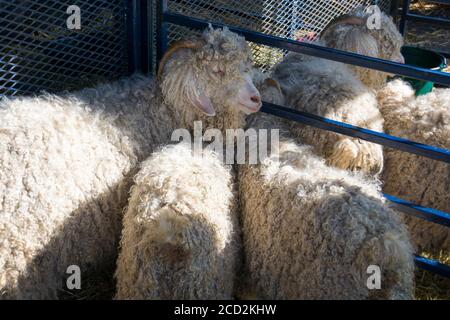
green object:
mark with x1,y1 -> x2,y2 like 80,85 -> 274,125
400,46 -> 447,96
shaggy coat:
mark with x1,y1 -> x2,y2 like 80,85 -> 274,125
0,27 -> 252,299
115,143 -> 239,299
269,9 -> 404,175
321,9 -> 404,90
0,76 -> 160,299
272,53 -> 384,175
378,80 -> 450,253
115,27 -> 259,299
236,76 -> 415,299
321,10 -> 448,257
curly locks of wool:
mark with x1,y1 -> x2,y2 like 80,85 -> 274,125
268,9 -> 404,176
321,8 -> 404,90
378,79 -> 450,253
115,143 -> 240,299
235,76 -> 414,300
0,27 -> 258,299
115,27 -> 262,299
271,51 -> 384,175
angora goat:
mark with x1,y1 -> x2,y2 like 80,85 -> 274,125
378,79 -> 450,253
320,8 -> 405,90
114,28 -> 263,300
271,9 -> 404,175
0,27 -> 261,299
115,143 -> 240,299
321,10 -> 449,256
237,76 -> 415,299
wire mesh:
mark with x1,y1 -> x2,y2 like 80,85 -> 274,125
0,1 -> 394,96
0,0 -> 128,96
161,0 -> 392,71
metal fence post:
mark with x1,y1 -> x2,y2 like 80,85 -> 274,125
156,0 -> 168,70
140,0 -> 152,74
399,0 -> 410,35
127,0 -> 143,74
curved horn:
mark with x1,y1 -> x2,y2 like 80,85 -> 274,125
157,40 -> 204,79
264,78 -> 282,94
320,14 -> 367,39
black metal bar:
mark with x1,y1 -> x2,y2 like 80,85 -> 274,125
415,255 -> 450,278
399,0 -> 410,35
139,0 -> 151,74
164,12 -> 450,86
159,2 -> 450,279
385,194 -> 450,227
405,13 -> 450,28
261,102 -> 450,164
156,0 -> 168,68
126,0 -> 143,74
261,101 -> 450,225
261,102 -> 450,267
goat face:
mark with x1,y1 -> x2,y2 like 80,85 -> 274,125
321,8 -> 404,65
159,27 -> 261,117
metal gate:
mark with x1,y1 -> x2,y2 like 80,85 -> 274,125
0,0 -> 449,282
0,0 -> 129,96
155,0 -> 450,278
164,0 -> 392,71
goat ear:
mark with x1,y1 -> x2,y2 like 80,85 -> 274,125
190,94 -> 216,116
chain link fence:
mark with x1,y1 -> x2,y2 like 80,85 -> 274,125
0,1 -> 393,96
161,0 -> 392,71
0,0 -> 128,96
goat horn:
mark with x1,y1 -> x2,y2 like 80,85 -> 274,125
264,78 -> 282,94
157,39 -> 205,79
320,14 -> 367,39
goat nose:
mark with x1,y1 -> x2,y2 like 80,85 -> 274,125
250,94 -> 261,104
